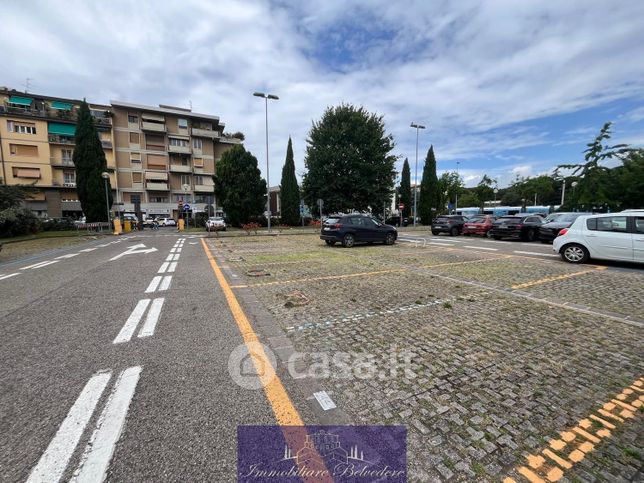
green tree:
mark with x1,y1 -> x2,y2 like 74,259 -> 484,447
613,149 -> 644,209
557,122 -> 631,209
214,145 -> 266,226
474,174 -> 496,209
301,104 -> 396,215
279,137 -> 301,225
418,146 -> 440,223
458,190 -> 481,208
438,171 -> 464,214
73,100 -> 112,222
399,158 -> 412,217
0,185 -> 41,237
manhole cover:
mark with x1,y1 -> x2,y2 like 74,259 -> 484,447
246,269 -> 270,277
281,290 -> 310,308
229,256 -> 245,262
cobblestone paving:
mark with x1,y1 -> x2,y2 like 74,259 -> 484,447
210,234 -> 643,482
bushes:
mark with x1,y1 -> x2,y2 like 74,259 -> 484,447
41,218 -> 76,232
0,208 -> 42,238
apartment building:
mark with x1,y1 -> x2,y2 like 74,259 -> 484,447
0,87 -> 240,219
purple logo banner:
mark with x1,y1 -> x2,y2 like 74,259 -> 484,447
238,425 -> 407,482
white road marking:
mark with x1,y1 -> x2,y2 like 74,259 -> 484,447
158,275 -> 172,291
428,242 -> 454,247
0,273 -> 20,281
72,366 -> 142,483
464,246 -> 498,251
109,244 -> 158,261
113,299 -> 151,344
175,247 -> 182,253
21,260 -> 54,270
79,248 -> 97,252
165,254 -> 174,262
168,262 -> 177,273
430,237 -> 462,242
138,298 -> 165,338
21,260 -> 60,270
145,276 -> 162,293
513,250 -> 559,257
96,244 -> 110,247
158,262 -> 169,273
172,254 -> 180,261
26,371 -> 112,483
170,248 -> 177,253
56,253 -> 80,259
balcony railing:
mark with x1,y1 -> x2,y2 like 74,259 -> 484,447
146,182 -> 169,191
168,144 -> 191,154
194,184 -> 214,192
141,121 -> 166,132
48,135 -> 75,145
191,127 -> 220,139
169,164 -> 192,173
63,182 -> 76,187
50,158 -> 75,167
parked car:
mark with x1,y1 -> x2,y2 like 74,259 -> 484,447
462,215 -> 496,237
206,216 -> 226,231
488,214 -> 543,241
385,215 -> 409,227
431,215 -> 466,236
538,212 -> 592,243
157,217 -> 176,227
320,214 -> 397,247
73,216 -> 86,226
553,213 -> 644,264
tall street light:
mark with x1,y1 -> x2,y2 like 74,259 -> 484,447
254,92 -> 279,232
101,172 -> 110,229
410,122 -> 425,227
455,161 -> 460,214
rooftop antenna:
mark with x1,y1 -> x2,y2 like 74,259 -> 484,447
189,99 -> 193,111
23,78 -> 32,93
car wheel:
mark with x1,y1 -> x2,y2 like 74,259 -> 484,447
385,232 -> 395,245
431,230 -> 439,236
486,231 -> 493,238
449,227 -> 459,236
561,244 -> 589,264
525,229 -> 536,242
342,233 -> 355,248
325,240 -> 335,246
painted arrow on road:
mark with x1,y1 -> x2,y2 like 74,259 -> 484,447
109,244 -> 158,261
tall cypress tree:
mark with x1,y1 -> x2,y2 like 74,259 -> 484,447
399,158 -> 412,217
419,145 -> 439,224
73,101 -> 112,222
279,137 -> 300,225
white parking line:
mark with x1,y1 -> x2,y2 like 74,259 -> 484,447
79,248 -> 97,253
0,273 -> 20,281
430,238 -> 462,242
56,253 -> 80,259
158,262 -> 169,273
138,298 -> 165,338
145,276 -> 162,293
158,275 -> 172,291
21,260 -> 60,270
167,262 -> 177,273
73,366 -> 142,483
113,299 -> 151,344
26,371 -> 112,483
464,246 -> 498,251
428,242 -> 454,247
513,250 -> 559,258
21,261 -> 53,270
96,244 -> 110,248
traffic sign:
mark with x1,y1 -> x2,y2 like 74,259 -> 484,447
183,203 -> 191,211
399,203 -> 405,209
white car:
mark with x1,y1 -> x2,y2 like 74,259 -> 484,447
157,217 -> 176,227
552,212 -> 644,264
206,216 -> 226,231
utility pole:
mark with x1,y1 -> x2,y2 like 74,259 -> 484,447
410,122 -> 426,226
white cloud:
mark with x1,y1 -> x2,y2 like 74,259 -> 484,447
1,0 -> 643,189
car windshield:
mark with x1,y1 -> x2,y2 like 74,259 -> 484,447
324,217 -> 341,224
544,213 -> 580,223
497,216 -> 519,222
467,217 -> 485,223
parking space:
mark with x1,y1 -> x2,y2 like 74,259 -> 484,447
208,233 -> 643,482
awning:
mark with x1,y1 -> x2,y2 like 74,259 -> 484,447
8,96 -> 32,106
50,101 -> 73,110
15,168 -> 41,179
145,171 -> 168,180
48,123 -> 76,136
141,112 -> 165,122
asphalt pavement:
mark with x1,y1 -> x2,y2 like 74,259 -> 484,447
0,231 -> 285,482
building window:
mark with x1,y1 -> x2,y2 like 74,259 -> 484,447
169,137 -> 188,147
128,114 -> 139,124
132,172 -> 143,184
131,194 -> 141,204
63,171 -> 76,185
130,153 -> 142,166
180,175 -> 191,187
192,138 -> 203,150
194,175 -> 204,185
13,167 -> 41,179
62,149 -> 73,162
150,196 -> 168,203
7,121 -> 37,134
193,157 -> 204,167
178,118 -> 188,129
146,135 -> 166,151
9,144 -> 38,156
129,132 -> 140,144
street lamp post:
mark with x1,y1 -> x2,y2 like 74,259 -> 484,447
254,92 -> 279,232
410,122 -> 426,227
571,181 -> 578,211
101,172 -> 110,230
455,161 -> 460,214
493,188 -> 498,203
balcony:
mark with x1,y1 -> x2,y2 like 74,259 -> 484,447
146,182 -> 169,191
168,144 -> 191,154
141,121 -> 166,133
63,182 -> 77,188
50,158 -> 75,168
194,184 -> 214,192
48,134 -> 75,145
101,140 -> 113,149
170,164 -> 192,173
191,127 -> 220,139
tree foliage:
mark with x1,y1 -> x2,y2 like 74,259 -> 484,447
73,101 -> 112,222
438,171 -> 464,215
0,185 -> 41,237
279,137 -> 301,225
418,146 -> 440,223
399,158 -> 412,217
301,104 -> 396,215
214,145 -> 267,226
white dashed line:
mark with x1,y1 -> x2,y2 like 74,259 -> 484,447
113,299 -> 151,344
158,275 -> 172,291
79,248 -> 97,253
56,253 -> 80,259
167,262 -> 177,273
72,366 -> 142,483
26,371 -> 112,483
165,254 -> 174,262
170,248 -> 177,253
172,254 -> 180,261
145,276 -> 162,293
0,273 -> 20,281
138,298 -> 165,338
21,260 -> 60,270
513,250 -> 559,258
158,262 -> 169,273
464,246 -> 498,251
428,242 -> 454,247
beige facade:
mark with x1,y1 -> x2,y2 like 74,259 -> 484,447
0,87 -> 241,219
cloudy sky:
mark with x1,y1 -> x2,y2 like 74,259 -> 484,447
2,0 -> 643,187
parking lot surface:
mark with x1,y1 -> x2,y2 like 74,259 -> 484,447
209,232 -> 643,482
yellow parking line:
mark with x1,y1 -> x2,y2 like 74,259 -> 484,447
230,268 -> 405,289
511,267 -> 606,290
200,238 -> 303,426
422,255 -> 513,269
